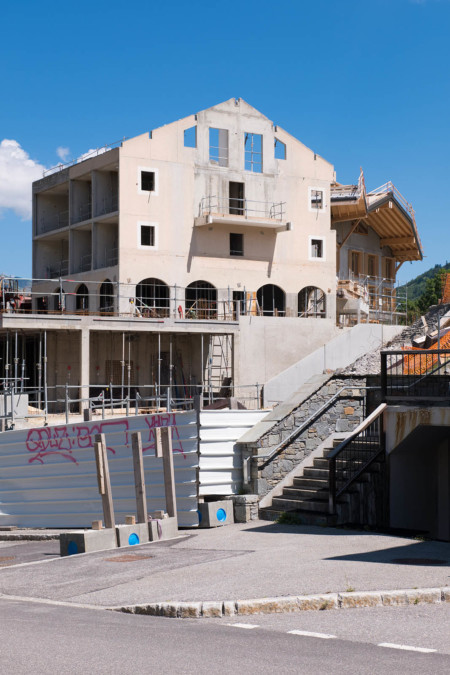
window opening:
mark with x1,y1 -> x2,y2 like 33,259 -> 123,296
136,278 -> 169,318
229,182 -> 245,215
298,287 -> 326,318
367,254 -> 377,278
140,225 -> 155,247
230,233 -> 244,256
256,284 -> 285,317
274,138 -> 286,160
244,133 -> 262,173
99,280 -> 114,314
311,239 -> 324,258
209,128 -> 229,167
184,126 -> 196,148
185,281 -> 217,320
350,251 -> 361,276
385,258 -> 394,280
310,189 -> 324,210
141,171 -> 155,192
355,222 -> 368,235
76,284 -> 89,312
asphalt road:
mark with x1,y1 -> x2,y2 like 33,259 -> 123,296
1,598 -> 449,674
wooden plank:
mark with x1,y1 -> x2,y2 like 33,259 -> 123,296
131,431 -> 148,524
160,427 -> 177,521
94,441 -> 105,495
154,427 -> 163,458
94,433 -> 115,529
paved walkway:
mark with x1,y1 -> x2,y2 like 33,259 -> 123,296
0,522 -> 449,611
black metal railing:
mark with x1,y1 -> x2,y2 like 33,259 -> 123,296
328,404 -> 386,514
381,349 -> 450,402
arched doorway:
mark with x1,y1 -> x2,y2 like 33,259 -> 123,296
298,286 -> 326,318
136,278 -> 170,318
256,284 -> 285,316
185,281 -> 217,319
76,284 -> 89,313
99,280 -> 114,314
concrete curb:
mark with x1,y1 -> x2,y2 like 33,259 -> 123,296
0,534 -> 61,541
111,587 -> 450,619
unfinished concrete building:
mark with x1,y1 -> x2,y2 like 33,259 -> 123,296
0,99 -> 422,418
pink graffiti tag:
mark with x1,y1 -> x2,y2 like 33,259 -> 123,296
25,414 -> 187,464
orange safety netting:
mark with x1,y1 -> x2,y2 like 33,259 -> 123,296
442,273 -> 450,304
401,331 -> 450,375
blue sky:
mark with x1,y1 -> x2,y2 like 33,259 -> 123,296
0,0 -> 448,284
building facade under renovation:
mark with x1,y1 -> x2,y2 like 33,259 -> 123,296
0,99 -> 423,417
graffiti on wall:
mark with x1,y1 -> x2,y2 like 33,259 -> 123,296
25,413 -> 188,465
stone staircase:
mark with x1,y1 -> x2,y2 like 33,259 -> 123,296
259,435 -> 384,526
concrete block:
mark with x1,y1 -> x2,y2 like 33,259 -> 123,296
60,528 -> 117,556
115,523 -> 149,547
223,601 -> 236,616
148,516 -> 178,541
236,596 -> 299,615
178,602 -> 202,618
339,591 -> 382,608
404,588 -> 441,605
201,601 -> 223,618
197,500 -> 234,528
297,594 -> 338,611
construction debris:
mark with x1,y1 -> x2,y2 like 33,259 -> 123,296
343,303 -> 450,375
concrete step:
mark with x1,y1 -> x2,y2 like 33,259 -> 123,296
283,486 -> 328,500
313,457 -> 330,469
303,467 -> 329,479
258,507 -> 335,527
293,476 -> 328,489
272,496 -> 330,513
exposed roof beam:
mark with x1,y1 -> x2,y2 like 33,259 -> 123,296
380,236 -> 415,247
337,219 -> 362,249
394,249 -> 422,259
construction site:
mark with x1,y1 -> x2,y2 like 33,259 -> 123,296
0,99 -> 449,541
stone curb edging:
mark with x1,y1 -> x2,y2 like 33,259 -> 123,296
111,587 -> 450,619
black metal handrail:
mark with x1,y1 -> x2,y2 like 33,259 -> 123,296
328,403 -> 386,514
381,349 -> 450,402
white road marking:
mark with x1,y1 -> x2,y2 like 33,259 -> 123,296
378,643 -> 436,653
288,630 -> 337,640
227,623 -> 259,629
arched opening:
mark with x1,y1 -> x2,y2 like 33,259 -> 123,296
76,284 -> 89,313
256,284 -> 285,317
99,279 -> 114,314
52,287 -> 65,312
185,281 -> 217,319
136,278 -> 170,318
298,286 -> 326,318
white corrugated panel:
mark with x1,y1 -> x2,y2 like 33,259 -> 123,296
199,410 -> 266,495
0,412 -> 198,528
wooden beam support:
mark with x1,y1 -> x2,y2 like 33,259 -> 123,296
395,261 -> 405,274
338,219 -> 363,249
159,427 -> 177,521
94,433 -> 115,529
393,249 -> 421,259
380,236 -> 414,247
131,431 -> 148,524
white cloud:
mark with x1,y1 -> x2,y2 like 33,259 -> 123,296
77,146 -> 108,163
0,139 -> 45,220
56,146 -> 70,162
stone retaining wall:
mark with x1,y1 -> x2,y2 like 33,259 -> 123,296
243,376 -> 368,497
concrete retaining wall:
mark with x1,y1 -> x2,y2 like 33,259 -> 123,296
263,323 -> 403,405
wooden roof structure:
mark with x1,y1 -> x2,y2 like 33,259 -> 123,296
331,171 -> 423,263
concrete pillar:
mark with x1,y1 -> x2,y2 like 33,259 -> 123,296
79,327 -> 90,412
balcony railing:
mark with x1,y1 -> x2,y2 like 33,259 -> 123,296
72,202 -> 92,224
96,248 -> 118,269
96,194 -> 118,217
38,211 -> 69,234
46,260 -> 69,279
199,196 -> 286,221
